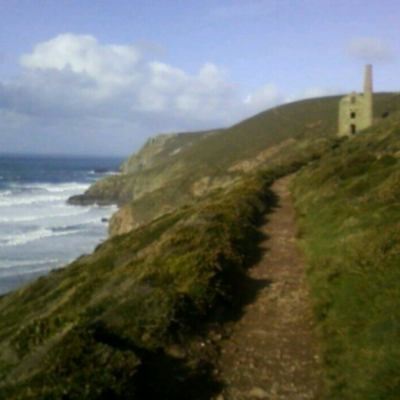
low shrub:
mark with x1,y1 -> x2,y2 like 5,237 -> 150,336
377,172 -> 400,205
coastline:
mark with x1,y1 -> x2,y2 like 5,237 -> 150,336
0,154 -> 122,294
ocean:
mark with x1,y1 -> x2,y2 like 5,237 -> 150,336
0,154 -> 123,295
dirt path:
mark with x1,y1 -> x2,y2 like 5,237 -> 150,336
216,175 -> 322,400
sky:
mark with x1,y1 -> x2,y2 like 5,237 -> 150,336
0,0 -> 399,156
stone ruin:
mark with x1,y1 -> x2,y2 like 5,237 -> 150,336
338,65 -> 373,137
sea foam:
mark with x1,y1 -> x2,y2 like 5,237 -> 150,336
0,195 -> 65,207
0,258 -> 59,270
0,227 -> 83,247
0,207 -> 91,223
0,154 -> 121,294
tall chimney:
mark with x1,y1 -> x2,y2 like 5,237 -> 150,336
363,64 -> 373,129
364,64 -> 373,94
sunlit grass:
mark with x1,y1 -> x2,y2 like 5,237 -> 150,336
293,117 -> 400,400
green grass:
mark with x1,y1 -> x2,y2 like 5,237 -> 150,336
0,148 -> 326,399
292,116 -> 400,400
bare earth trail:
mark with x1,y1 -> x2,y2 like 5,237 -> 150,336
216,175 -> 322,400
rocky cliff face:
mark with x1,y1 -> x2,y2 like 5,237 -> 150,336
107,172 -> 240,236
108,205 -> 139,236
68,130 -> 216,207
120,133 -> 178,174
69,129 -> 243,236
69,135 -> 169,206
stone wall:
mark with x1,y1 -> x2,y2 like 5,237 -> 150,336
338,92 -> 372,136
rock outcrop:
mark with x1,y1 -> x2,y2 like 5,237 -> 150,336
108,205 -> 139,236
68,130 -> 217,207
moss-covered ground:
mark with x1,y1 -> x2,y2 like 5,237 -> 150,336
0,141 -> 331,399
292,116 -> 400,400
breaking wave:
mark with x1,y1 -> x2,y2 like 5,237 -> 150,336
0,154 -> 122,294
0,195 -> 66,207
0,208 -> 92,223
0,227 -> 82,248
0,264 -> 62,278
0,258 -> 59,270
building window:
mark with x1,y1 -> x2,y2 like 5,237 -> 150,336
351,112 -> 356,119
351,97 -> 356,104
351,124 -> 357,134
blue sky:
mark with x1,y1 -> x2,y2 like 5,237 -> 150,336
0,0 -> 399,155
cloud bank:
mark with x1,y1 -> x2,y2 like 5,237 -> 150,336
13,34 -> 241,123
0,34 -> 327,155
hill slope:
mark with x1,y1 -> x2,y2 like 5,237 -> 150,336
0,158 -> 323,399
293,109 -> 400,400
1,93 -> 400,398
70,93 -> 399,236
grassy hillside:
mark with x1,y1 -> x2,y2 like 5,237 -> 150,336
0,146 -> 329,399
70,93 -> 399,235
292,110 -> 400,400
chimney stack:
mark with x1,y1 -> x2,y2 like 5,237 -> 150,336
363,64 -> 373,129
364,64 -> 373,94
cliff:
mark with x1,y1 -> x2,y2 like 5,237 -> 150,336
68,130 -> 218,206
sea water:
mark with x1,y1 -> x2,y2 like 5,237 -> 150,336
0,154 -> 123,294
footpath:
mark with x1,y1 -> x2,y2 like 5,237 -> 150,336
216,175 -> 322,400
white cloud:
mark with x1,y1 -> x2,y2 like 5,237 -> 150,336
20,34 -> 142,79
0,34 -> 248,154
15,34 -> 238,122
0,33 -> 335,155
20,34 -> 144,101
347,37 -> 396,63
244,84 -> 282,114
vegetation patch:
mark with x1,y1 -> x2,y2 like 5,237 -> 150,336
0,144 -> 328,399
293,118 -> 400,400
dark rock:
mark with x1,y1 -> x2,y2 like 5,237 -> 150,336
67,194 -> 115,207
